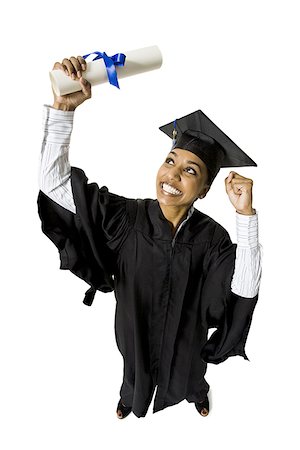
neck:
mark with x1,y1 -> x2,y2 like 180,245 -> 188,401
159,203 -> 192,235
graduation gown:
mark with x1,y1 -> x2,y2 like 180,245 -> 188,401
37,166 -> 259,418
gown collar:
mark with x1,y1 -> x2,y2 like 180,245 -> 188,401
147,200 -> 195,242
156,201 -> 195,223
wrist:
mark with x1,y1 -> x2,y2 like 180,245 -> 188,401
52,102 -> 76,112
236,208 -> 256,216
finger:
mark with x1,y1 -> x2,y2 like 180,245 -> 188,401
230,172 -> 249,181
230,171 -> 253,182
79,77 -> 91,98
77,55 -> 87,71
230,171 -> 245,179
62,58 -> 77,79
225,171 -> 234,185
231,178 -> 253,186
70,56 -> 83,79
234,185 -> 244,192
53,61 -> 65,71
233,183 -> 252,195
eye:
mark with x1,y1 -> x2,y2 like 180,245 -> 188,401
165,157 -> 175,165
185,167 -> 197,175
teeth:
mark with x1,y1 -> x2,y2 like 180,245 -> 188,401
162,182 -> 182,196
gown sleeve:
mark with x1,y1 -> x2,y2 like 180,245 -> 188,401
200,226 -> 259,364
37,166 -> 137,306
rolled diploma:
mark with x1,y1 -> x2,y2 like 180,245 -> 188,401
50,45 -> 163,96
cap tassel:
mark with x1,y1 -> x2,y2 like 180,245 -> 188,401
172,119 -> 177,149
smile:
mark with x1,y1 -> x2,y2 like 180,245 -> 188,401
161,182 -> 182,196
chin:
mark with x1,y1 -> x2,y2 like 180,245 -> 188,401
156,191 -> 184,208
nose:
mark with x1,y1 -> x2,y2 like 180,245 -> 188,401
167,166 -> 181,181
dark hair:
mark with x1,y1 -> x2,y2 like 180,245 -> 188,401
206,168 -> 213,187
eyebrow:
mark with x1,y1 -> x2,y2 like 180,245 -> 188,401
169,150 -> 202,172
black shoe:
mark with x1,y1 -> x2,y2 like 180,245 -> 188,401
116,398 -> 132,419
195,394 -> 209,416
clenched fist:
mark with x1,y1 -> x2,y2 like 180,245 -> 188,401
225,171 -> 256,215
52,56 -> 92,111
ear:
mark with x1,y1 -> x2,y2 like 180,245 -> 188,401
198,185 -> 210,200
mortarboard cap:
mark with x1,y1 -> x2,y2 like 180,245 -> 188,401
159,110 -> 257,185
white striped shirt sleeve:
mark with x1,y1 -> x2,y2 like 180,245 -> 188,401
231,211 -> 263,298
38,104 -> 76,214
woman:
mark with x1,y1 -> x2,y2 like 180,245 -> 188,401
38,56 -> 262,419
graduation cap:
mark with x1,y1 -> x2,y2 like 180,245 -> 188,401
159,110 -> 257,185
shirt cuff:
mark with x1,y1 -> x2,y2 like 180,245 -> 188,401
236,210 -> 259,249
42,104 -> 75,145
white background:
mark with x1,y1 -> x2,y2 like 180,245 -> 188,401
1,0 -> 299,448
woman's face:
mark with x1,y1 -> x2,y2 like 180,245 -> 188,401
156,148 -> 211,209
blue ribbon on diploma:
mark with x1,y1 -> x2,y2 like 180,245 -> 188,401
82,51 -> 126,89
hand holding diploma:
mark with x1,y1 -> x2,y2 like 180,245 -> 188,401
52,56 -> 92,111
50,45 -> 163,96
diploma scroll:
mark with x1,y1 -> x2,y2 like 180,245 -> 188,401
50,45 -> 163,96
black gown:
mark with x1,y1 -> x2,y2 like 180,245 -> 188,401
37,166 -> 259,418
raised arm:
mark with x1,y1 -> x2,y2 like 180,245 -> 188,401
224,170 -> 263,298
199,171 -> 262,363
37,57 -> 136,306
38,56 -> 92,213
